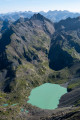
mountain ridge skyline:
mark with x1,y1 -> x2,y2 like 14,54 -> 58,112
0,10 -> 80,14
0,10 -> 80,22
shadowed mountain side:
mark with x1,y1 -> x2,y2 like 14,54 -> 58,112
48,44 -> 73,71
0,28 -> 16,92
59,88 -> 80,107
55,17 -> 80,31
0,28 -> 13,69
48,17 -> 80,71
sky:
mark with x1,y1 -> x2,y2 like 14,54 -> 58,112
0,0 -> 80,13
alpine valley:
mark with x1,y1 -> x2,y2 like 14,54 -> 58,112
0,12 -> 80,120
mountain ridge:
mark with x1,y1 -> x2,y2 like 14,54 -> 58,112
0,10 -> 80,22
0,13 -> 80,120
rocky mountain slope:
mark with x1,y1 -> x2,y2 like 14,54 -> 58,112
49,17 -> 80,71
0,13 -> 55,95
0,14 -> 80,119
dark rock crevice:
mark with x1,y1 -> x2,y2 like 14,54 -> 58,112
48,44 -> 73,71
0,28 -> 16,92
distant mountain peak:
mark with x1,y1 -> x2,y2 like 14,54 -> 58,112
30,13 -> 53,24
30,13 -> 46,21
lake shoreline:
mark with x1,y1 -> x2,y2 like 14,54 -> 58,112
27,83 -> 67,110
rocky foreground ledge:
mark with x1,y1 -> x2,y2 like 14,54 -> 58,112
19,107 -> 80,120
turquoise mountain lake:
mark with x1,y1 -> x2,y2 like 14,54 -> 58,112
27,83 -> 67,110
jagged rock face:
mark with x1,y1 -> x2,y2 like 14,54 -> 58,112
0,19 -> 12,33
55,17 -> 80,31
30,13 -> 55,35
48,17 -> 80,71
0,14 -> 55,92
6,13 -> 54,64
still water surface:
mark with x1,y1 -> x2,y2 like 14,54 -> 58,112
27,83 -> 67,109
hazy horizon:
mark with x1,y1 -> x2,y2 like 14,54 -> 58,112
0,0 -> 80,14
0,10 -> 80,15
